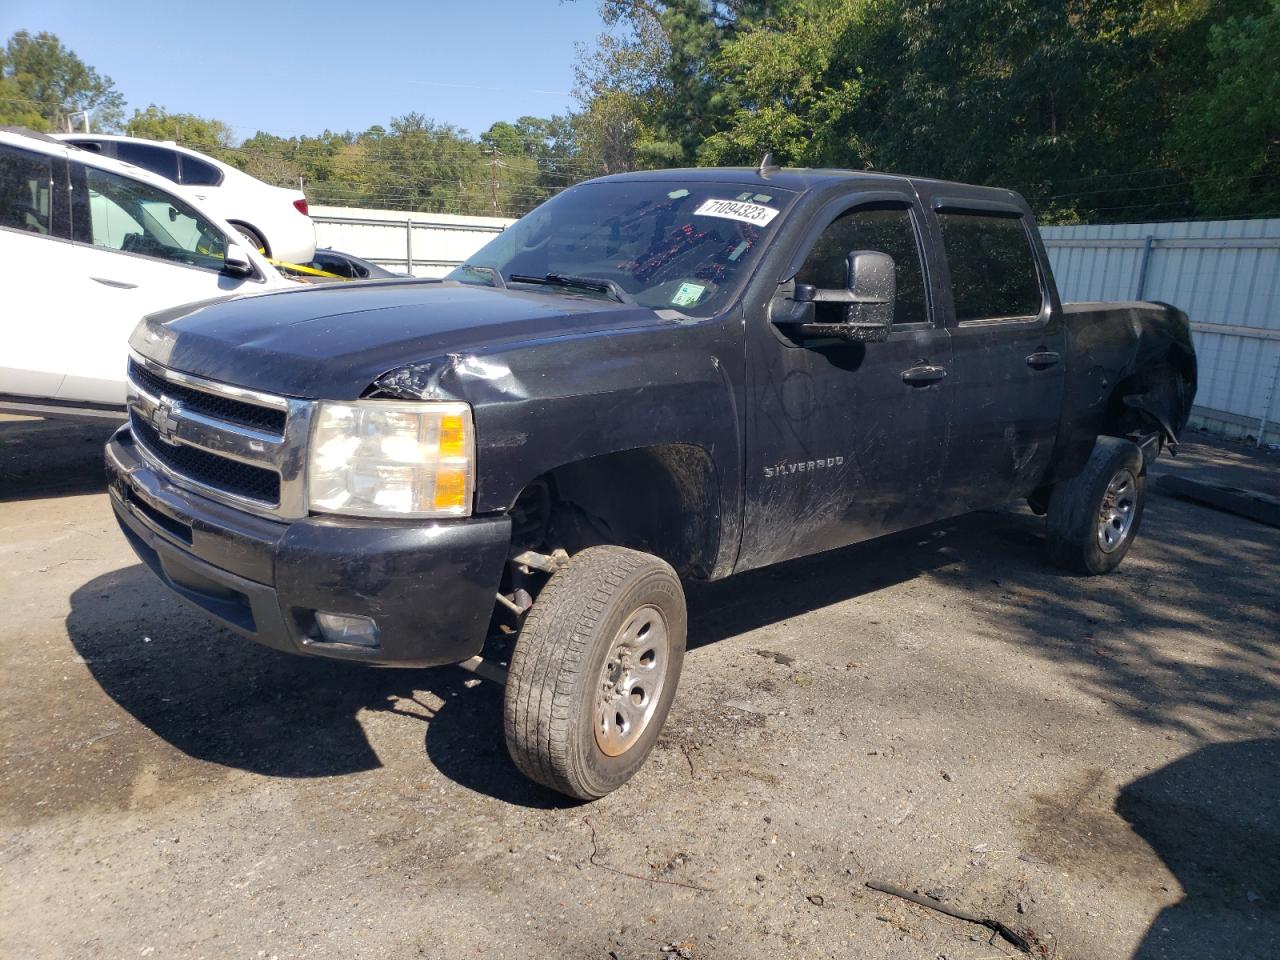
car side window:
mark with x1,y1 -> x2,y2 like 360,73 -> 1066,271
114,141 -> 180,182
0,144 -> 54,236
78,164 -> 228,271
179,155 -> 223,187
938,212 -> 1043,322
796,203 -> 929,327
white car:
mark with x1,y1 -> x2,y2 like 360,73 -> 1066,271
55,133 -> 317,264
0,128 -> 298,417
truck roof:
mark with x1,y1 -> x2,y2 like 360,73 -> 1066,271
592,166 -> 1026,207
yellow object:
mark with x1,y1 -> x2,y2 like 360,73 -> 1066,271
265,257 -> 347,280
438,414 -> 468,459
433,468 -> 468,512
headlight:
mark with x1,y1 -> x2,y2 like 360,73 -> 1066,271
308,401 -> 475,518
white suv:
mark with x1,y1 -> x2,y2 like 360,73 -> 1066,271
55,134 -> 317,264
0,128 -> 298,417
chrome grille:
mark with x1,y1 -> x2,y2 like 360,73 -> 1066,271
127,358 -> 286,435
130,412 -> 282,503
126,352 -> 313,519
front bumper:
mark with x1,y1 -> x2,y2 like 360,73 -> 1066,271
105,425 -> 511,667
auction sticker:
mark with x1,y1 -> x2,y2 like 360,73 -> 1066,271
694,198 -> 780,226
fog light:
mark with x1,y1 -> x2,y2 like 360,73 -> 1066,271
314,612 -> 380,648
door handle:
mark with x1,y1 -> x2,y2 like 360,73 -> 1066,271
91,277 -> 138,290
901,364 -> 948,385
1026,350 -> 1061,370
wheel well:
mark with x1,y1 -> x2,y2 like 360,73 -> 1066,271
509,445 -> 721,579
228,220 -> 269,257
1101,361 -> 1192,444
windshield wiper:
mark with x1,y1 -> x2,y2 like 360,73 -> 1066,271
509,273 -> 635,305
458,263 -> 507,288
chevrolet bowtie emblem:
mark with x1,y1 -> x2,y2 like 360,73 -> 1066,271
150,397 -> 183,446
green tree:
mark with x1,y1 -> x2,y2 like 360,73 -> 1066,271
698,0 -> 871,166
126,104 -> 236,160
1170,0 -> 1280,216
0,30 -> 124,131
236,131 -> 305,188
574,1 -> 785,168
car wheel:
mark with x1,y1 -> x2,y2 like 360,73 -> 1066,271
504,545 -> 686,800
231,223 -> 269,257
1046,436 -> 1146,575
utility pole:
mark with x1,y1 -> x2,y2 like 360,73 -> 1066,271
485,146 -> 506,216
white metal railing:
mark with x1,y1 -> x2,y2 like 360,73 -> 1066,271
1042,219 -> 1280,446
308,205 -> 513,278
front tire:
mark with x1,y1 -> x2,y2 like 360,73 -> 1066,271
1046,436 -> 1146,575
504,546 -> 686,800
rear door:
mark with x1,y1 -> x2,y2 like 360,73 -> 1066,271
918,193 -> 1065,513
739,192 -> 954,570
61,160 -> 268,406
0,141 -> 72,400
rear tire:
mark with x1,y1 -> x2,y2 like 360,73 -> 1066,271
231,222 -> 269,257
504,546 -> 686,800
1046,436 -> 1146,575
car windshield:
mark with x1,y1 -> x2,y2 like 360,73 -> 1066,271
449,180 -> 797,313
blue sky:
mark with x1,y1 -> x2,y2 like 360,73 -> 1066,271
1,1 -> 607,140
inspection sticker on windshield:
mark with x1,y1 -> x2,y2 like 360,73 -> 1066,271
693,198 -> 780,226
671,282 -> 706,307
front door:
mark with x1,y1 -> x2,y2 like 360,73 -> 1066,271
61,160 -> 264,406
0,142 -> 71,400
739,198 -> 954,571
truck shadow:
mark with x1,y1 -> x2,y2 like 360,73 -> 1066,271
61,515 -> 1003,809
63,564 -> 567,808
0,416 -> 117,501
1120,738 -> 1280,958
64,460 -> 1277,819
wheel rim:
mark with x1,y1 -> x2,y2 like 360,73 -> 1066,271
235,226 -> 266,255
594,604 -> 670,757
1097,468 -> 1138,553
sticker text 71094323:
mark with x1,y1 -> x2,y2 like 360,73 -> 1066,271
693,198 -> 780,226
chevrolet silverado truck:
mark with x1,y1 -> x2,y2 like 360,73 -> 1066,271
105,165 -> 1196,799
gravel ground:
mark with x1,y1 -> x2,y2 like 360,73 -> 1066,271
1,416 -> 1276,960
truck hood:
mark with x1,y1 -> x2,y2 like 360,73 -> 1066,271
129,280 -> 667,400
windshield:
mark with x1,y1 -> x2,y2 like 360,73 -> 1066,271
449,180 -> 797,313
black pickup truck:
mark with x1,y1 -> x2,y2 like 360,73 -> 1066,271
106,166 -> 1196,799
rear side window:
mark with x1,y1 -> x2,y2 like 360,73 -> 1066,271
180,155 -> 223,187
939,212 -> 1042,322
0,144 -> 53,235
797,204 -> 929,327
115,141 -> 180,182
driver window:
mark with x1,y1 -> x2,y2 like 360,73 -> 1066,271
79,165 -> 227,271
796,204 -> 928,327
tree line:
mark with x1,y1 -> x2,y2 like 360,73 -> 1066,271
3,2 -> 1277,223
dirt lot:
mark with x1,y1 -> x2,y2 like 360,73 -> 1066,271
1,416 -> 1276,960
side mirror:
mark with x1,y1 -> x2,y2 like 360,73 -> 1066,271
841,250 -> 895,343
222,242 -> 255,278
773,250 -> 896,344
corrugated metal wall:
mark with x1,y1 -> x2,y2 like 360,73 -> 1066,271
309,205 -> 514,278
1042,219 -> 1280,445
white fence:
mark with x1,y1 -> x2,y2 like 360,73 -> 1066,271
309,205 -> 514,278
1042,218 -> 1280,446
